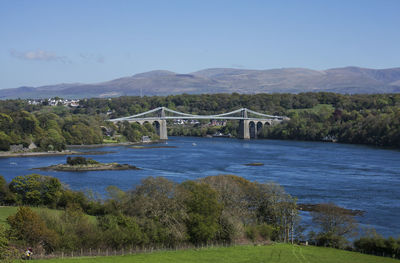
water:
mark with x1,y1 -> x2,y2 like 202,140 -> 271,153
1,137 -> 399,237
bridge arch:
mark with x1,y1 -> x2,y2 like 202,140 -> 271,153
153,121 -> 161,136
257,121 -> 263,136
249,121 -> 256,139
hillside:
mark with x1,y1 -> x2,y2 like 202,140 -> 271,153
1,67 -> 400,99
33,244 -> 398,263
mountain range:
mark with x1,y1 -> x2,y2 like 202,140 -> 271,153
2,66 -> 400,99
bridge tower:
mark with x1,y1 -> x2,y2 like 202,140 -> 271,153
157,107 -> 168,140
239,108 -> 250,139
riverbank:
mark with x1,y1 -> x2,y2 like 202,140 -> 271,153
0,140 -> 164,158
0,150 -> 114,158
67,140 -> 163,148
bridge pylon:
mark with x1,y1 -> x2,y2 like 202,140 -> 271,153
238,108 -> 250,139
158,120 -> 168,140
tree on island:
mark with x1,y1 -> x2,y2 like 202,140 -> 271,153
66,156 -> 99,166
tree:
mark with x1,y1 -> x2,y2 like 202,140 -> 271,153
9,174 -> 63,206
0,132 -> 11,151
179,181 -> 222,244
97,214 -> 143,249
123,177 -> 187,245
310,203 -> 358,248
0,176 -> 15,205
254,182 -> 298,242
7,207 -> 58,252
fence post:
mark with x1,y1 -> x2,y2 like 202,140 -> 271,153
106,248 -> 108,257
81,248 -> 83,257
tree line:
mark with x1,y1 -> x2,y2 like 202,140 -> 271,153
1,92 -> 400,149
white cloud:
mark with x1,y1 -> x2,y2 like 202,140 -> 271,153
79,53 -> 105,63
10,49 -> 69,63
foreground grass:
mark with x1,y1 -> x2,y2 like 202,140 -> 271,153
33,244 -> 398,263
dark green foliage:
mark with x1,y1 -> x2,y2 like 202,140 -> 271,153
0,176 -> 16,205
9,174 -> 63,206
97,214 -> 143,249
0,132 -> 11,151
354,230 -> 400,259
179,181 -> 222,244
245,224 -> 278,242
66,156 -> 99,166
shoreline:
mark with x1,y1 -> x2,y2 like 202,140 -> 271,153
67,140 -> 163,148
0,150 -> 114,158
0,140 -> 164,158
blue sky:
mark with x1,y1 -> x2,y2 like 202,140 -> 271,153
1,0 -> 399,89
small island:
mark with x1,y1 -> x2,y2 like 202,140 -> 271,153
35,156 -> 140,171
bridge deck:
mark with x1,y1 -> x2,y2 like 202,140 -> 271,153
110,116 -> 283,122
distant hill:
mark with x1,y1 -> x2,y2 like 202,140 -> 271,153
2,67 -> 400,99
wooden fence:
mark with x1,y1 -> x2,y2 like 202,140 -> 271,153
30,242 -> 242,260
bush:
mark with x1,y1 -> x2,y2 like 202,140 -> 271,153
66,156 -> 99,166
7,207 -> 59,252
245,224 -> 277,242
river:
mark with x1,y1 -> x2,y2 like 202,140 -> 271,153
1,137 -> 399,237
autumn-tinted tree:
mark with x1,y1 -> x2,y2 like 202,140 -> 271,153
7,207 -> 58,252
309,203 -> 358,248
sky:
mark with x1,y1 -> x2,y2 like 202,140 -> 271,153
0,0 -> 400,89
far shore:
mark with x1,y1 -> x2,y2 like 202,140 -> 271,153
0,140 -> 164,158
67,140 -> 163,148
0,150 -> 113,158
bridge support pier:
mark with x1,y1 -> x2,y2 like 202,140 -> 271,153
239,120 -> 250,139
157,120 -> 168,140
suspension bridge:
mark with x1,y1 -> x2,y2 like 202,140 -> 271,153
109,107 -> 288,140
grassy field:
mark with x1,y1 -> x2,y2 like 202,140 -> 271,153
32,244 -> 398,263
288,103 -> 335,114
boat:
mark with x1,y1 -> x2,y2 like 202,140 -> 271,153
212,132 -> 231,138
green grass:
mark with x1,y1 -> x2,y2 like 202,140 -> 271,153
32,244 -> 398,263
288,104 -> 335,114
102,138 -> 119,143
